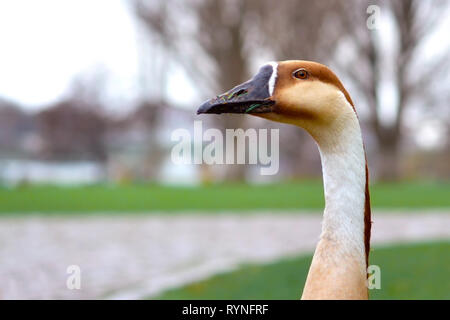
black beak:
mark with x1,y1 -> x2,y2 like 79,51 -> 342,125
197,64 -> 276,115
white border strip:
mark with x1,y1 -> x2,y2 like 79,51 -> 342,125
267,61 -> 278,96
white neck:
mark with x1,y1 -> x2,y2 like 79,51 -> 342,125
301,109 -> 368,299
318,116 -> 366,264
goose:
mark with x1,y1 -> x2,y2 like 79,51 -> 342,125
197,60 -> 372,300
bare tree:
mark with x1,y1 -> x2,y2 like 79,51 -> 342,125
131,0 -> 350,180
132,0 -> 263,180
36,81 -> 108,162
0,98 -> 35,158
337,0 -> 450,180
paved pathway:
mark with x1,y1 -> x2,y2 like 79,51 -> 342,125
0,211 -> 448,299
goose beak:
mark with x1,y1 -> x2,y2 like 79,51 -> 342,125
197,64 -> 276,115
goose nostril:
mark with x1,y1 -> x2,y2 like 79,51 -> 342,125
234,89 -> 248,98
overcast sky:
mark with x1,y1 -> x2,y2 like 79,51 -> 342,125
0,0 -> 448,125
0,0 -> 198,111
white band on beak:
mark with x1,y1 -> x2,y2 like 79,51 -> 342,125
267,61 -> 278,97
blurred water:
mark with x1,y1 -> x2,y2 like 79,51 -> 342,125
0,160 -> 104,185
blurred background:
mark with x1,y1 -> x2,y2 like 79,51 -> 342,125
0,0 -> 448,300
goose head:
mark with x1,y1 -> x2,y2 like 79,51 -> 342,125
197,60 -> 357,145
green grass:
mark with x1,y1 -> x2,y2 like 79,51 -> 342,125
155,242 -> 450,300
0,180 -> 448,214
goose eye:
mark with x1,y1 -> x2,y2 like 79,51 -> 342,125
293,69 -> 308,80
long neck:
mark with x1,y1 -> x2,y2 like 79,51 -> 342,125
301,113 -> 370,300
